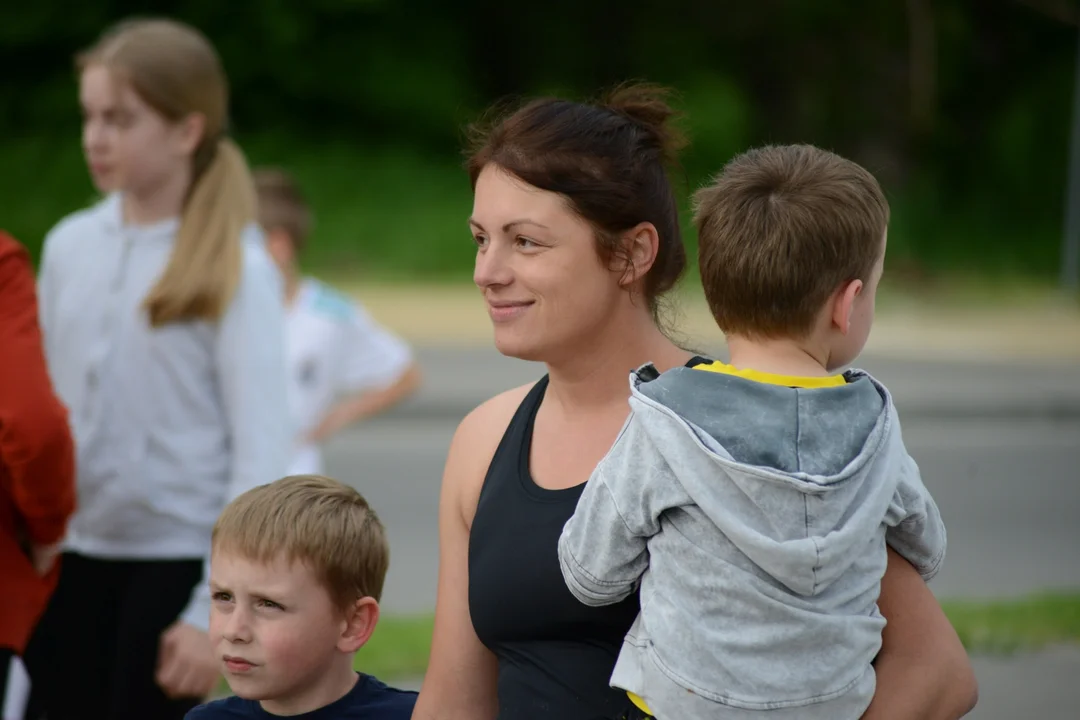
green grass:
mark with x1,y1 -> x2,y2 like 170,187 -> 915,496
353,614 -> 436,680
349,593 -> 1080,681
941,592 -> 1080,655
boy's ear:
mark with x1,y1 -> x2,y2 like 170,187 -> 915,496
338,597 -> 379,654
830,278 -> 864,334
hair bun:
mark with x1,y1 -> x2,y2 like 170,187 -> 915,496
602,82 -> 687,166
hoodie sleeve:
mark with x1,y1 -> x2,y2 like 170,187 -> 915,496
558,409 -> 690,607
884,448 -> 947,582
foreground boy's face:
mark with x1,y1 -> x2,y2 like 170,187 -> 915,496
209,551 -> 352,715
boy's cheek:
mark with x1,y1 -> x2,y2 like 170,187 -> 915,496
260,632 -> 317,671
207,611 -> 227,646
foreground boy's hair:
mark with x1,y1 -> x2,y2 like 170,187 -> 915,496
212,474 -> 389,607
693,143 -> 889,339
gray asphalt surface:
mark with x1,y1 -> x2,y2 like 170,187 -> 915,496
324,346 -> 1080,718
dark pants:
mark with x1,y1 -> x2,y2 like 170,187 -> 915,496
22,553 -> 203,720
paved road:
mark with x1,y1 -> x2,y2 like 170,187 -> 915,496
323,346 -> 1080,717
328,346 -> 1080,611
328,414 -> 1080,613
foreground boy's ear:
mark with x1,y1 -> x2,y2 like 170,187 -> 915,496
830,278 -> 864,334
339,596 -> 380,653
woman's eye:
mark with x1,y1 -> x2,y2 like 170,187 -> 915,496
258,599 -> 283,610
212,592 -> 232,602
473,234 -> 488,248
516,236 -> 537,249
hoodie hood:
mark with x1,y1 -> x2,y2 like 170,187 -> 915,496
628,363 -> 903,596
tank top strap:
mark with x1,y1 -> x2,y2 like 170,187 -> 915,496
476,375 -> 548,506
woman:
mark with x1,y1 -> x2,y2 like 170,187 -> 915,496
24,19 -> 291,720
411,84 -> 977,720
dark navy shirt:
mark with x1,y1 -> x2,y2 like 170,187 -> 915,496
185,674 -> 417,720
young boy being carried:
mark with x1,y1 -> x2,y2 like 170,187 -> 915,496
559,144 -> 947,719
254,169 -> 421,477
186,475 -> 416,719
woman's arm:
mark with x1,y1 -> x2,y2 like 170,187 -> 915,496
862,548 -> 978,719
412,386 -> 530,720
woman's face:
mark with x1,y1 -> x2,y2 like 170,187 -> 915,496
79,64 -> 196,197
470,164 -> 628,363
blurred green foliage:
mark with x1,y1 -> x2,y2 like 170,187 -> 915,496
1,0 -> 1076,280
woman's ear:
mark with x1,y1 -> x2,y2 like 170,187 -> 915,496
617,222 -> 660,288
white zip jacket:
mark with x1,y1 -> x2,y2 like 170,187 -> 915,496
37,194 -> 293,630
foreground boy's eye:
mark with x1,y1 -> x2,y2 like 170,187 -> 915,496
258,598 -> 284,610
212,591 -> 233,602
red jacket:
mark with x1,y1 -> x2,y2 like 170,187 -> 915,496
0,231 -> 76,653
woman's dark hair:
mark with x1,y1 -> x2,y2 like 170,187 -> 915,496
466,82 -> 688,316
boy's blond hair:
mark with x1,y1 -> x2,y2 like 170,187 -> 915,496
212,475 -> 389,609
693,144 -> 889,340
253,167 -> 313,251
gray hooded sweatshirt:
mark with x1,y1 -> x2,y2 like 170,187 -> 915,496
557,364 -> 946,720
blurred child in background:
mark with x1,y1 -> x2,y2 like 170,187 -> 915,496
254,169 -> 421,477
185,474 -> 417,719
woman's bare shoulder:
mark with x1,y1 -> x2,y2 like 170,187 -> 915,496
444,382 -> 536,524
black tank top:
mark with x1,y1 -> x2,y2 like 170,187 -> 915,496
469,368 -> 702,720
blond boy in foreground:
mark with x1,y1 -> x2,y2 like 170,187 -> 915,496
185,475 -> 416,719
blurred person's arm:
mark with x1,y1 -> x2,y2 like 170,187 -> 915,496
305,363 -> 421,444
0,232 -> 76,576
158,231 -> 293,699
412,389 -> 530,720
306,301 -> 420,444
860,548 -> 978,719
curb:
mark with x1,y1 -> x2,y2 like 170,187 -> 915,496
379,395 -> 1080,423
382,346 -> 1080,424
